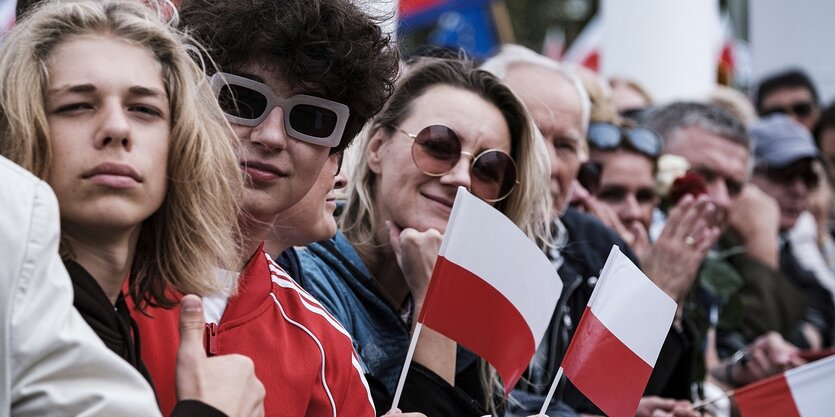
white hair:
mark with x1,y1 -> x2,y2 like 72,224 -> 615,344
481,44 -> 591,134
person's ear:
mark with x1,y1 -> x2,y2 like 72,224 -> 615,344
367,129 -> 388,174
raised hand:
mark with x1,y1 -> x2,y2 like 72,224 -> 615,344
643,194 -> 721,302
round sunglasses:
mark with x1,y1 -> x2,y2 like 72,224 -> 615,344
587,122 -> 663,158
209,72 -> 350,147
392,124 -> 519,203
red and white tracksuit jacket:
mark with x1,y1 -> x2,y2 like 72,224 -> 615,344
130,245 -> 375,417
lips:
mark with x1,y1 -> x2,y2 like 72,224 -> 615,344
240,160 -> 287,183
82,162 -> 142,188
422,192 -> 455,209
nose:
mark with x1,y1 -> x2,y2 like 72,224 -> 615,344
96,102 -> 132,150
620,194 -> 643,223
249,107 -> 288,152
707,179 -> 732,214
548,144 -> 560,178
334,156 -> 348,189
439,153 -> 472,190
787,176 -> 810,197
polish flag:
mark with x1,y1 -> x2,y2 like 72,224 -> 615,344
417,187 -> 563,393
561,246 -> 676,417
735,354 -> 835,417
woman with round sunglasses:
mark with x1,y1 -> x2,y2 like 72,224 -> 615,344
0,1 -> 266,416
294,58 -> 551,415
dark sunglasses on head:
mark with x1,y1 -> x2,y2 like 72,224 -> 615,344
209,72 -> 350,147
392,124 -> 519,203
757,163 -> 820,188
587,122 -> 663,157
761,101 -> 816,118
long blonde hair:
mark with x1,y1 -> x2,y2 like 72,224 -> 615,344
0,0 -> 243,308
340,58 -> 552,264
339,58 -> 552,412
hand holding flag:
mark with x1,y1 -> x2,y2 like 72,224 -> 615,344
390,187 -> 563,411
552,246 -> 677,417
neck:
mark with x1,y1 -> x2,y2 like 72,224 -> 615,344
239,213 -> 275,267
63,224 -> 141,304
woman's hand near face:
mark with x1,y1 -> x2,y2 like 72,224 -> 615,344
387,221 -> 457,384
386,221 -> 443,308
575,192 -> 652,260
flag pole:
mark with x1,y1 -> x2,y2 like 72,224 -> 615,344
690,389 -> 735,410
539,366 -> 565,415
390,322 -> 424,413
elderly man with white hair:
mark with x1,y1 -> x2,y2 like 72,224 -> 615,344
482,46 -> 700,417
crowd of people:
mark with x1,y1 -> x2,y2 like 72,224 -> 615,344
2,1 -> 833,417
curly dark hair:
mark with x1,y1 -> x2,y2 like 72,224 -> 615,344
179,0 -> 400,153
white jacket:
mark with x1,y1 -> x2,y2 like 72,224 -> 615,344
0,156 -> 162,417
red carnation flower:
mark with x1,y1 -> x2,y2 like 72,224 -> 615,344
669,172 -> 708,205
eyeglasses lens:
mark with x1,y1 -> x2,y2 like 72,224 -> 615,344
626,127 -> 662,156
218,84 -> 267,120
587,123 -> 621,149
289,104 -> 339,138
411,125 -> 517,202
471,150 -> 518,202
412,125 -> 462,175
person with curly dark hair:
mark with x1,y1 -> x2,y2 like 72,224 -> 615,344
129,1 -> 402,416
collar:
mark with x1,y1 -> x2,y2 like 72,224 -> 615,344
220,242 -> 272,322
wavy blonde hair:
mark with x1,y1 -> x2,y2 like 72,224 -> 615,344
0,0 -> 243,308
340,57 -> 552,266
339,58 -> 551,411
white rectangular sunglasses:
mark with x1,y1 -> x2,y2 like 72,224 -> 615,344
209,72 -> 350,147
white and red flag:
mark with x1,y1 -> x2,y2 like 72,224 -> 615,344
735,354 -> 835,417
417,187 -> 563,393
560,246 -> 676,417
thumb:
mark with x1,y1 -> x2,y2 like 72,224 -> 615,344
178,294 -> 207,362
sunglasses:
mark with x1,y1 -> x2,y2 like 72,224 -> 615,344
761,101 -> 816,118
209,72 -> 350,147
757,163 -> 820,189
392,124 -> 519,203
587,122 -> 663,157
577,161 -> 602,194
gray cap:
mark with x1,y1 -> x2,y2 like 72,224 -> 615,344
749,114 -> 819,168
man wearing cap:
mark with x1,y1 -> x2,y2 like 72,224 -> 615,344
749,114 -> 835,349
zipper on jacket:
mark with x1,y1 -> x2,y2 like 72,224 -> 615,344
205,322 -> 219,356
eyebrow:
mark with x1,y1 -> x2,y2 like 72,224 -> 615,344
47,84 -> 166,99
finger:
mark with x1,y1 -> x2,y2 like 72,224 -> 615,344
662,194 -> 696,238
178,294 -> 207,364
386,220 -> 403,261
675,196 -> 712,241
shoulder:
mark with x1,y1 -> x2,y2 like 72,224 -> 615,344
0,156 -> 62,302
265,253 -> 353,340
297,232 -> 372,291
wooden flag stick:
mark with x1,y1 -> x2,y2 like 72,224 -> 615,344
691,389 -> 735,410
539,366 -> 565,415
390,322 -> 424,413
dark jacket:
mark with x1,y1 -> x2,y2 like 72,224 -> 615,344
66,260 -> 226,417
